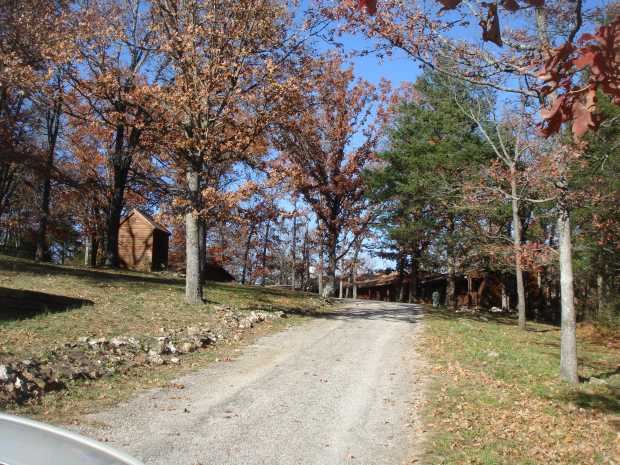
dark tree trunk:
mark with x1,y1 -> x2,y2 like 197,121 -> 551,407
409,253 -> 418,304
104,124 -> 135,267
35,93 -> 62,262
398,251 -> 405,302
90,235 -> 99,267
260,220 -> 270,286
241,223 -> 255,285
0,162 -> 19,224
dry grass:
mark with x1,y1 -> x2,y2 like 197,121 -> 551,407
419,309 -> 620,465
0,254 -> 326,423
0,254 -> 324,358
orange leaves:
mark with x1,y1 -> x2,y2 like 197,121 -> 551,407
274,55 -> 381,249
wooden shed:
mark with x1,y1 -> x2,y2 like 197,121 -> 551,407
118,209 -> 170,271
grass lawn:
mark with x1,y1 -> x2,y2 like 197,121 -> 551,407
419,309 -> 619,465
0,254 -> 326,422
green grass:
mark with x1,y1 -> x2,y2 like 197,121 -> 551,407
419,309 -> 619,465
0,254 -> 325,358
0,254 -> 327,422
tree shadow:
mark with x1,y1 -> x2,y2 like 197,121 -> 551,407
286,301 -> 424,324
567,390 -> 620,416
0,287 -> 94,322
0,256 -> 185,287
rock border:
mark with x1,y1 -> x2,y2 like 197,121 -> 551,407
0,309 -> 286,407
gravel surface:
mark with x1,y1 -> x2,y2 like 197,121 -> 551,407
75,301 -> 426,465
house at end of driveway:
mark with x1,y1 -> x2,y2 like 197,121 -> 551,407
118,209 -> 170,271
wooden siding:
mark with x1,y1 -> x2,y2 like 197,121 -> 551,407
118,213 -> 155,271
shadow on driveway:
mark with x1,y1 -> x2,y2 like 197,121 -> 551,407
289,301 -> 424,324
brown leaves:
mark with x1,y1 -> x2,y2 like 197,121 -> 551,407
501,0 -> 521,12
357,0 -> 377,15
480,3 -> 502,47
435,0 -> 545,14
436,0 -> 463,12
422,318 -> 619,465
540,16 -> 620,138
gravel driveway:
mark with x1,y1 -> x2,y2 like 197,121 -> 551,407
76,301 -> 426,465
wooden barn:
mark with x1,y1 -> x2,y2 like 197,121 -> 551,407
118,209 -> 170,271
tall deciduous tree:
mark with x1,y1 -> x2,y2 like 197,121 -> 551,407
66,0 -> 155,267
274,57 -> 380,297
151,0 -> 306,304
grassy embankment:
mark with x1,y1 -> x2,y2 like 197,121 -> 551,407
0,254 -> 326,423
420,309 -> 619,465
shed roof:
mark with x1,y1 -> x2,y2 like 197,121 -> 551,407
120,209 -> 171,235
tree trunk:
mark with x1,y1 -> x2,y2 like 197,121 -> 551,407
185,167 -> 203,304
339,277 -> 343,298
511,168 -> 527,329
260,220 -> 271,286
302,227 -> 309,290
241,223 -> 255,285
84,237 -> 90,266
35,96 -> 61,262
323,230 -> 337,297
90,235 -> 98,267
351,243 -> 359,299
409,252 -> 418,304
397,251 -> 405,302
291,215 -> 297,290
104,125 -> 132,267
445,220 -> 457,309
446,261 -> 456,309
501,280 -> 509,311
318,241 -> 324,296
596,272 -> 604,321
558,205 -> 578,383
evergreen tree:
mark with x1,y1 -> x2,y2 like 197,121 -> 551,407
367,69 -> 493,307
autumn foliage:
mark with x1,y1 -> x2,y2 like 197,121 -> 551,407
349,0 -> 620,138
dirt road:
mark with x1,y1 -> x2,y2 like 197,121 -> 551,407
77,301 -> 426,465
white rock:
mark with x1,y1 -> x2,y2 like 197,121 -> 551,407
147,350 -> 164,366
0,364 -> 9,381
110,336 -> 128,348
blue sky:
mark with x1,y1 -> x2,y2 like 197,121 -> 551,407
281,0 -> 613,271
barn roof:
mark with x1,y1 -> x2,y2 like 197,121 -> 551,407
121,209 -> 171,234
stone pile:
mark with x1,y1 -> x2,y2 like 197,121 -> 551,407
0,309 -> 286,407
0,360 -> 64,405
